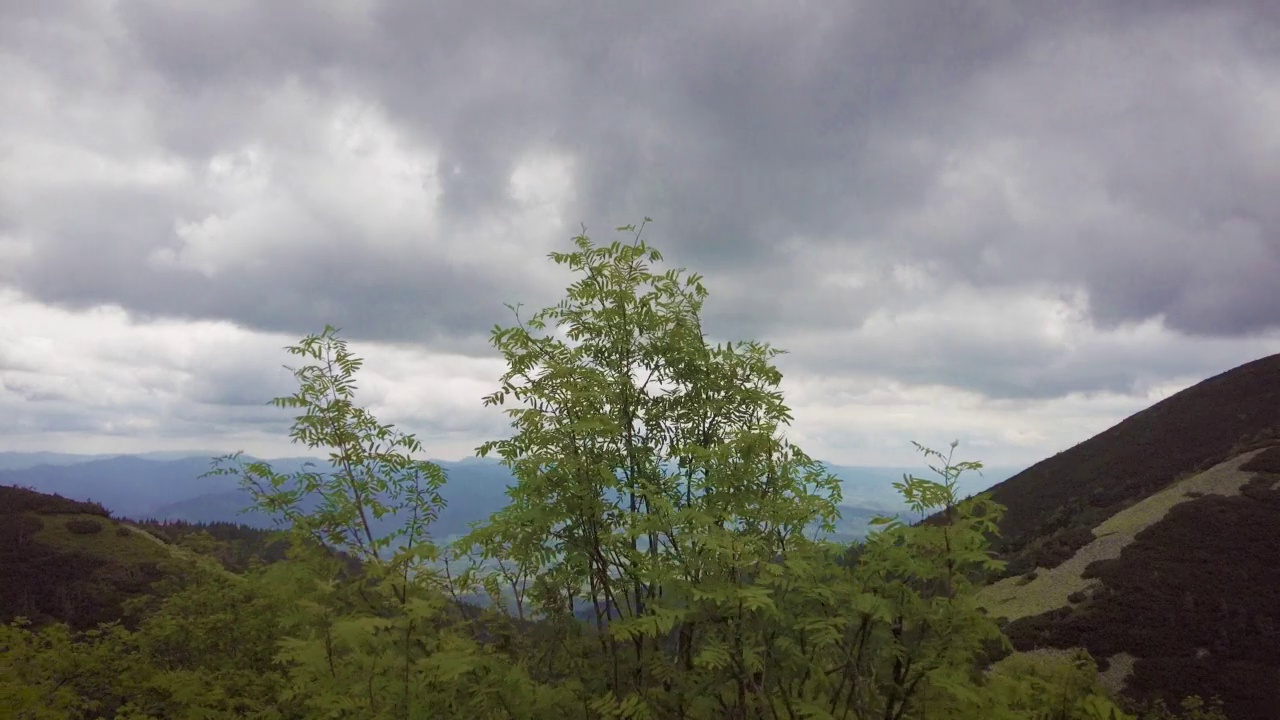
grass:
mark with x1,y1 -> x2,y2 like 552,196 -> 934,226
979,447 -> 1270,623
989,448 -> 1280,719
980,353 -> 1280,563
33,512 -> 174,567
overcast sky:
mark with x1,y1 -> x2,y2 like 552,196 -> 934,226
2,1 -> 1278,469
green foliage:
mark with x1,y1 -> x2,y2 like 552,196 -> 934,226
0,221 -> 1231,719
65,518 -> 104,535
1133,696 -> 1230,720
981,650 -> 1131,719
205,325 -> 448,569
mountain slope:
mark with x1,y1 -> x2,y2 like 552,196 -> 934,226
0,486 -> 211,630
0,483 -> 349,631
984,353 -> 1280,564
972,353 -> 1280,719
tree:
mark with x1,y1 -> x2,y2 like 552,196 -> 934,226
443,222 -> 1140,719
203,328 -> 557,718
445,221 -> 845,715
0,220 -> 1220,718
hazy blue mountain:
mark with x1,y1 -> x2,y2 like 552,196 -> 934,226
0,453 -> 1018,547
0,452 -> 117,471
148,456 -> 517,542
0,456 -> 238,515
826,463 -> 1021,515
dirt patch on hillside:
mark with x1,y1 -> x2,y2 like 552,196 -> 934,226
980,447 -> 1269,622
1000,465 -> 1280,719
1097,653 -> 1136,696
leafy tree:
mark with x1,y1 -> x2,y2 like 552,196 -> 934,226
206,326 -> 448,570
447,221 -> 845,714
1,220 -> 1220,720
446,222 -> 1136,719
204,326 -> 571,718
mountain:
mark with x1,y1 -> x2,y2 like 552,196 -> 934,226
0,451 -> 116,471
0,455 -> 342,521
827,462 -> 1020,512
147,456 -> 519,541
0,484 -> 238,630
0,453 -> 993,546
970,353 -> 1280,719
0,480 -> 371,633
0,456 -> 239,517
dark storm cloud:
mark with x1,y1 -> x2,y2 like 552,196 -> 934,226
3,0 -> 1279,401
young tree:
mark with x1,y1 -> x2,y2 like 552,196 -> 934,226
183,222 -> 1144,719
447,220 -> 848,715
203,328 -> 565,718
450,222 -> 1141,720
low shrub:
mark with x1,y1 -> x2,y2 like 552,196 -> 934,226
1240,444 -> 1280,473
65,518 -> 104,535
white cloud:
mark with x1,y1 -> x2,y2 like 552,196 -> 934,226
148,89 -> 446,278
0,289 -> 506,459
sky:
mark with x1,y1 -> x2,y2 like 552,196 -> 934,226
1,1 -> 1278,469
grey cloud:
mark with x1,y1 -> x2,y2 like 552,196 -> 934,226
3,0 -> 1279,406
2,375 -> 74,403
777,311 -> 1280,401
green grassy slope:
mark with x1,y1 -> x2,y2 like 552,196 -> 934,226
0,485 -> 294,630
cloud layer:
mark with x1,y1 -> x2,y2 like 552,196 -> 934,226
2,1 -> 1278,467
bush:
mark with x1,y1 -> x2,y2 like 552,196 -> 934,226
116,526 -> 132,538
1031,526 -> 1097,569
1240,444 -> 1280,473
1081,558 -> 1120,580
1,513 -> 45,544
1068,590 -> 1088,604
65,518 -> 104,535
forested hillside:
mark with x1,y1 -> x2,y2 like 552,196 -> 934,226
1,228 -> 1227,719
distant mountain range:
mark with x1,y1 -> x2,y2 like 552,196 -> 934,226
0,451 -> 1018,545
0,450 -> 230,471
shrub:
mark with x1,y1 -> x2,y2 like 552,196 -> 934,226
1240,444 -> 1280,473
1068,590 -> 1088,604
1081,558 -> 1120,580
2,513 -> 45,544
1031,526 -> 1096,569
65,518 -> 104,535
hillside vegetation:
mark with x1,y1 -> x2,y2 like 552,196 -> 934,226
982,353 -> 1280,575
954,346 -> 1280,719
1,224 -> 1229,719
0,486 -> 175,631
